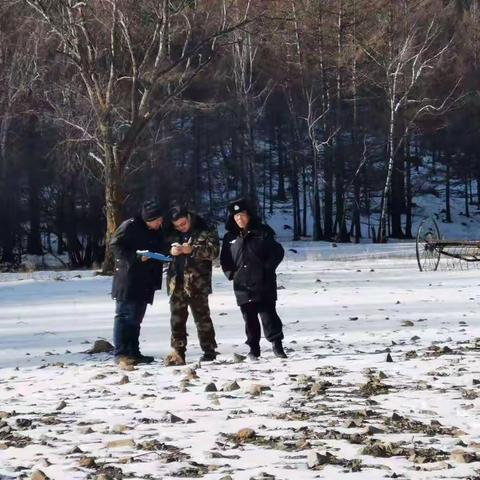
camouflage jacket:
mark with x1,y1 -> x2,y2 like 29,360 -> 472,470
165,214 -> 220,296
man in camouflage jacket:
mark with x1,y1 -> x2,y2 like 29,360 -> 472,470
164,205 -> 219,365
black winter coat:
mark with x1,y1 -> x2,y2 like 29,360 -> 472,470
220,219 -> 284,306
111,216 -> 166,304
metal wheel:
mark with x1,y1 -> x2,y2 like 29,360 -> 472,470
416,217 -> 441,271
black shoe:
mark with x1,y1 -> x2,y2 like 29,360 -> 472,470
272,340 -> 287,359
200,351 -> 217,362
247,346 -> 260,361
133,354 -> 154,364
247,352 -> 260,361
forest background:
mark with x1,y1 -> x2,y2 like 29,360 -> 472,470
0,0 -> 479,271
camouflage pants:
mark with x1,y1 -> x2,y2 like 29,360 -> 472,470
169,288 -> 217,353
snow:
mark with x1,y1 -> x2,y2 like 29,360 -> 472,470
1,244 -> 480,479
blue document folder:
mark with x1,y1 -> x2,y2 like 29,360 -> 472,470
136,250 -> 172,262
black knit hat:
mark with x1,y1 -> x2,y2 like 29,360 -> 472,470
141,198 -> 164,222
169,203 -> 189,222
227,198 -> 253,216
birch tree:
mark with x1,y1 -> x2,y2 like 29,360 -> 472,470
362,1 -> 456,242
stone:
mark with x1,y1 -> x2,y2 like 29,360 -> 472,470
248,384 -> 270,396
68,446 -> 84,454
221,380 -> 240,392
111,424 -> 128,433
16,418 -> 32,428
78,426 -> 94,434
365,425 -> 385,435
161,412 -> 184,423
117,375 -> 129,385
236,428 -> 256,441
307,450 -> 334,469
360,378 -> 389,396
31,471 -> 50,480
401,320 -> 414,327
343,418 -> 363,428
87,339 -> 114,354
106,438 -> 135,449
233,353 -> 246,363
205,382 -> 217,392
450,450 -> 477,463
56,400 -> 67,411
94,466 -> 124,479
79,456 -> 97,468
297,374 -> 314,384
183,367 -> 198,379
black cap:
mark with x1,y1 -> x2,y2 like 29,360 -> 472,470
141,199 -> 164,222
227,198 -> 253,215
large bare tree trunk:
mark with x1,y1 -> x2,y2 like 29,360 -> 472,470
445,152 -> 452,223
103,141 -> 124,273
405,135 -> 413,238
25,115 -> 43,255
351,0 -> 362,243
333,0 -> 348,242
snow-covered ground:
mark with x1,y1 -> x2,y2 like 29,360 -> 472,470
1,243 -> 480,479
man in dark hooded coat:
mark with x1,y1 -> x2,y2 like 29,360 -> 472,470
220,198 -> 287,360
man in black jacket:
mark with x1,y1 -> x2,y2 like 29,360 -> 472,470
220,198 -> 287,360
111,198 -> 166,366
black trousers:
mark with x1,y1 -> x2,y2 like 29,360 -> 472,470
239,300 -> 284,352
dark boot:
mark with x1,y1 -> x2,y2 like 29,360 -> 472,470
165,349 -> 186,366
247,345 -> 261,361
272,339 -> 287,359
134,354 -> 155,364
200,350 -> 218,362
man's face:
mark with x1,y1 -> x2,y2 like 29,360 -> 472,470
146,217 -> 163,230
173,215 -> 191,233
234,211 -> 250,229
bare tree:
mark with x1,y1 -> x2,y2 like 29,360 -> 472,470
25,0 -> 249,271
0,4 -> 41,262
361,2 -> 457,242
286,0 -> 331,241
